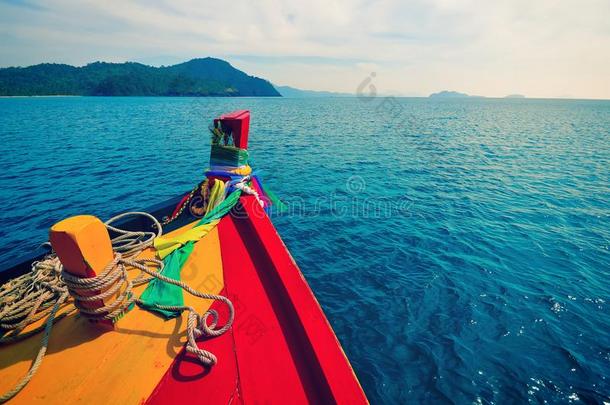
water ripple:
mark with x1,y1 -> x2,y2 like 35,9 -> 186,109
1,96 -> 609,403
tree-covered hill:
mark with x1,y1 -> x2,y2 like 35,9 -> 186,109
0,58 -> 281,97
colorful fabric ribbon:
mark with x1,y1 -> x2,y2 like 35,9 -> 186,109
153,180 -> 227,259
139,183 -> 242,318
140,175 -> 285,319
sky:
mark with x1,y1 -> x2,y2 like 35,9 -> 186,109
0,0 -> 609,99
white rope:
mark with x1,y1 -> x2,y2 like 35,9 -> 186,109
0,212 -> 234,403
234,176 -> 265,208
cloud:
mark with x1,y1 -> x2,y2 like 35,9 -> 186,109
0,0 -> 608,98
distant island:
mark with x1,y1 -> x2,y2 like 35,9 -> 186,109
429,90 -> 484,98
274,85 -> 352,98
504,94 -> 526,98
0,58 -> 280,97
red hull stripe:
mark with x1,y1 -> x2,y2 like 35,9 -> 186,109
145,292 -> 243,404
235,196 -> 368,404
219,206 -> 320,403
146,195 -> 367,403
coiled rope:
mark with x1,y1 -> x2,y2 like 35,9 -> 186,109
234,176 -> 265,208
0,212 -> 234,403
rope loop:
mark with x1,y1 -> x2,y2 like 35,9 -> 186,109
0,212 -> 234,403
234,176 -> 265,208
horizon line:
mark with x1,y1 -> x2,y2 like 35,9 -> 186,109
1,57 -> 609,101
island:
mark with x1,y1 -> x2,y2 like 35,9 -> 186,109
0,58 -> 280,97
429,90 -> 469,98
504,94 -> 526,98
428,90 -> 484,98
274,85 -> 352,98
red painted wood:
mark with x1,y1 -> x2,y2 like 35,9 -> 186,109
146,194 -> 367,404
145,292 -> 243,404
170,193 -> 191,219
218,212 -> 316,403
213,110 -> 250,149
234,196 -> 368,404
250,176 -> 268,209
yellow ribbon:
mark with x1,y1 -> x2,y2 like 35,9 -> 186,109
205,180 -> 226,215
210,165 -> 252,176
154,180 -> 227,259
154,219 -> 220,259
229,165 -> 252,176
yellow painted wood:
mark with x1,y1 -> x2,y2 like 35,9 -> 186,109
49,215 -> 114,276
0,221 -> 225,404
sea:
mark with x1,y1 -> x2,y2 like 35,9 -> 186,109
0,96 -> 609,403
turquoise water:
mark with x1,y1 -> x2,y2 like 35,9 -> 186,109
1,96 -> 609,403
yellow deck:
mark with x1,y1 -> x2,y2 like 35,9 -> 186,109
0,221 -> 224,404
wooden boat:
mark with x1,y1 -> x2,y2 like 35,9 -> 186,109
0,111 -> 368,404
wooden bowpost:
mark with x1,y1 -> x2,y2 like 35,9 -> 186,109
49,215 -> 117,328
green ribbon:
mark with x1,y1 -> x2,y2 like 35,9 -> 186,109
138,241 -> 194,318
262,184 -> 287,213
138,189 -> 242,318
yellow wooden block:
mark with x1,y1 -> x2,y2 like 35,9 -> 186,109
49,215 -> 114,276
0,221 -> 225,404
